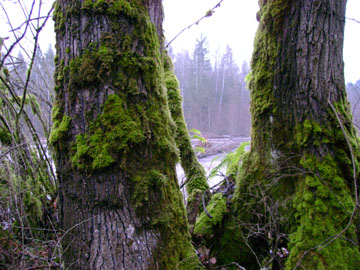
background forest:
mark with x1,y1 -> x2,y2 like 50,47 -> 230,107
171,36 -> 251,137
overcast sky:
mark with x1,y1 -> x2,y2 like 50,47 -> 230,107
1,0 -> 359,83
163,0 -> 360,84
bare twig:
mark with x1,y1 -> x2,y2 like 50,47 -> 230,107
25,265 -> 59,270
0,0 -> 35,69
50,216 -> 97,262
239,229 -> 262,268
11,16 -> 50,32
202,190 -> 213,218
346,17 -> 360,24
166,0 -> 226,48
0,143 -> 28,160
17,5 -> 54,119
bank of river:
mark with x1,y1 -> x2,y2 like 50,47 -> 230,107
177,137 -> 250,196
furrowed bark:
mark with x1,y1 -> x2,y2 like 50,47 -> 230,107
51,1 -> 200,269
233,0 -> 360,269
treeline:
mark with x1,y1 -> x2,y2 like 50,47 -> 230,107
172,36 -> 251,137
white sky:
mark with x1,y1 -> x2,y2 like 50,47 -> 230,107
1,0 -> 359,83
163,0 -> 360,84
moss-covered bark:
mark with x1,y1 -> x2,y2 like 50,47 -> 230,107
51,1 -> 201,269
164,56 -> 208,225
230,0 -> 360,269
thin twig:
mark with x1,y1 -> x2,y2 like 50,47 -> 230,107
50,216 -> 97,262
25,265 -> 59,270
239,229 -> 262,268
17,5 -> 54,119
0,143 -> 28,160
202,190 -> 213,218
166,0 -> 226,48
346,17 -> 360,24
11,16 -> 50,32
0,1 -> 35,69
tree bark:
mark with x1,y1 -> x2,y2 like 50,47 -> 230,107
164,56 -> 208,226
233,0 -> 360,269
51,1 -> 199,269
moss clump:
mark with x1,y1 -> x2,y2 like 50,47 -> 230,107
285,154 -> 360,270
214,218 -> 253,269
295,119 -> 324,147
131,168 -> 202,270
131,169 -> 167,208
193,193 -> 227,237
0,128 -> 12,146
49,114 -> 71,145
71,94 -> 145,171
149,170 -> 203,270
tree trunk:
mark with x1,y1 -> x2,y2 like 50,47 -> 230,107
51,1 -> 199,269
164,56 -> 208,226
234,0 -> 360,269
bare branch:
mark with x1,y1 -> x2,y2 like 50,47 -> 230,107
16,5 -> 54,119
166,0 -> 226,48
346,17 -> 360,24
11,16 -> 51,32
0,0 -> 36,69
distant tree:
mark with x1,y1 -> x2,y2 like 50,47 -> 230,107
184,35 -> 213,134
174,50 -> 192,101
235,61 -> 251,136
175,38 -> 251,137
216,45 -> 241,135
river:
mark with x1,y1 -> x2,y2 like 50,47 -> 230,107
177,137 -> 250,197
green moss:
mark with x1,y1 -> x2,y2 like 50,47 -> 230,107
286,153 -> 359,269
193,193 -> 227,237
49,115 -> 71,145
71,94 -> 145,171
131,168 -> 201,270
296,119 -> 324,147
0,128 -> 12,146
164,56 -> 208,226
131,170 -> 167,208
53,2 -> 65,33
214,218 -> 252,268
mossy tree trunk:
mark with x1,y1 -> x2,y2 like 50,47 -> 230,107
51,1 -> 200,269
164,56 -> 208,226
234,0 -> 360,269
